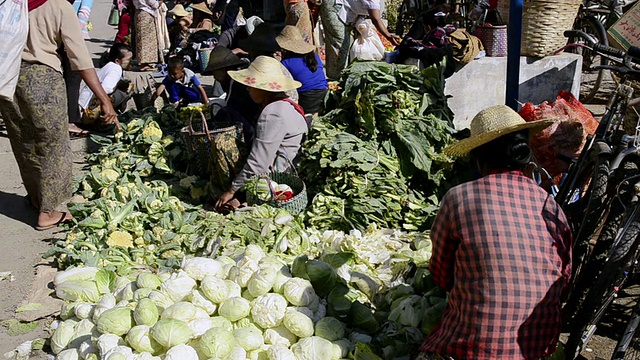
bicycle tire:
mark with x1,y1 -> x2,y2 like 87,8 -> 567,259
395,0 -> 417,36
571,14 -> 609,103
612,300 -> 640,359
564,215 -> 640,359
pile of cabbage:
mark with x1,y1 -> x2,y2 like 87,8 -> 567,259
49,246 -> 362,359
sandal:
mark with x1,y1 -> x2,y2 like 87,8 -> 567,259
69,123 -> 90,137
35,212 -> 72,231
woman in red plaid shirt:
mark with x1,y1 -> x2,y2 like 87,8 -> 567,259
418,105 -> 572,360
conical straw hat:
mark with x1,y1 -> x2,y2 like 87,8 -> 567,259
228,56 -> 301,92
444,105 -> 554,157
276,25 -> 315,54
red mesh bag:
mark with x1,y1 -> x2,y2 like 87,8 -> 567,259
519,91 -> 599,179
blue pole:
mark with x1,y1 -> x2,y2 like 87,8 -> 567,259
506,0 -> 524,109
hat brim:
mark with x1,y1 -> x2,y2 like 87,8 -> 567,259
444,119 -> 555,157
191,3 -> 212,15
228,68 -> 301,92
203,58 -> 247,74
170,10 -> 190,16
277,38 -> 315,54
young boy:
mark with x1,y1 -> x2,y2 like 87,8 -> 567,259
154,57 -> 209,107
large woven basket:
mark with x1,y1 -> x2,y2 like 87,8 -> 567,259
521,0 -> 581,57
497,0 -> 510,25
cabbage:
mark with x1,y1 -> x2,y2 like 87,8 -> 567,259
348,332 -> 371,344
147,291 -> 174,312
93,294 -> 117,323
56,280 -> 100,303
217,255 -> 236,267
326,284 -> 356,320
103,345 -> 134,360
283,278 -> 317,307
136,272 -> 162,290
161,302 -> 198,323
133,288 -> 154,302
60,303 -> 78,320
235,318 -> 262,331
183,258 -> 224,281
283,308 -> 314,338
388,295 -> 428,328
350,302 -> 378,333
57,348 -> 80,360
244,244 -> 266,261
259,257 -> 287,273
165,344 -> 199,360
242,289 -> 256,301
219,297 -> 251,322
228,257 -> 259,288
194,307 -> 209,320
264,326 -> 297,347
313,301 -> 327,324
305,260 -> 337,297
290,306 -> 314,320
234,327 -> 264,351
291,337 -> 335,360
135,352 -> 161,360
314,317 -> 345,341
272,268 -> 292,294
74,303 -> 95,320
210,316 -> 234,332
189,289 -> 217,315
51,320 -> 75,354
79,338 -> 98,359
267,344 -> 296,360
251,293 -> 288,329
226,280 -> 242,298
54,267 -> 99,287
247,267 -> 278,298
198,327 -> 236,358
125,325 -> 161,354
134,298 -> 159,326
149,319 -> 192,348
225,346 -> 247,360
115,282 -> 138,302
332,339 -> 351,358
160,272 -> 196,302
188,318 -> 213,338
247,348 -> 269,360
69,319 -> 96,348
96,333 -> 125,356
200,276 -> 229,304
97,307 -> 134,336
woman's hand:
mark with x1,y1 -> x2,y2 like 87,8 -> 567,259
100,100 -> 120,130
388,34 -> 401,47
216,189 -> 236,211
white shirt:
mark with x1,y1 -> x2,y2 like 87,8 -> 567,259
78,62 -> 123,110
133,0 -> 159,17
336,0 -> 382,25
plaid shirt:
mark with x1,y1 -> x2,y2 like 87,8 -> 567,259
420,170 -> 572,359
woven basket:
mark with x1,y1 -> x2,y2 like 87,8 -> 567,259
198,48 -> 213,73
521,0 -> 581,57
246,154 -> 308,214
475,25 -> 508,57
497,0 -> 510,25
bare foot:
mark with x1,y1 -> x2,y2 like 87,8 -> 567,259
69,123 -> 90,137
36,211 -> 73,231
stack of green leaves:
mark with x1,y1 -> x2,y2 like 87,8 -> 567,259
300,61 -> 456,232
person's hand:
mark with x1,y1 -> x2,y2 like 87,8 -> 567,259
216,190 -> 236,211
389,34 -> 401,47
203,97 -> 210,105
232,48 -> 248,56
100,100 -> 120,130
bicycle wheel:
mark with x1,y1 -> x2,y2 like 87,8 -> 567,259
570,14 -> 609,103
564,213 -> 640,359
612,300 -> 640,359
395,0 -> 419,36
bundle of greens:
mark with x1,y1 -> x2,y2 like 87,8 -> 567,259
301,61 -> 453,231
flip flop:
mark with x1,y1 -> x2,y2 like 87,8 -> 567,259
35,212 -> 72,231
69,124 -> 90,138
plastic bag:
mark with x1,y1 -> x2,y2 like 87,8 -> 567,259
349,19 -> 385,61
519,91 -> 599,180
0,0 -> 29,101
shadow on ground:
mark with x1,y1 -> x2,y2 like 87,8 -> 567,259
0,191 -> 35,228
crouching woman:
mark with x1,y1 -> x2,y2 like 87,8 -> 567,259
215,56 -> 308,210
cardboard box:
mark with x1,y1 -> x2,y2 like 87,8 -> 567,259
608,1 -> 640,50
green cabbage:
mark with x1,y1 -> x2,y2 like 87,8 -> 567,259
226,347 -> 247,360
247,267 -> 278,298
149,319 -> 192,348
219,297 -> 251,322
198,327 -> 236,358
305,260 -> 337,297
234,327 -> 264,351
161,302 -> 198,323
54,267 -> 99,287
188,318 -> 214,338
283,278 -> 317,307
350,301 -> 378,333
125,325 -> 161,354
160,273 -> 196,302
200,276 -> 229,304
56,280 -> 100,303
51,320 -> 76,354
147,291 -> 174,312
96,307 -> 134,336
283,308 -> 314,338
165,344 -> 199,360
291,337 -> 335,360
74,303 -> 95,320
134,298 -> 159,326
267,344 -> 296,360
264,326 -> 298,347
209,316 -> 234,332
183,258 -> 224,281
136,272 -> 162,290
251,293 -> 288,329
314,317 -> 345,342
189,289 -> 217,315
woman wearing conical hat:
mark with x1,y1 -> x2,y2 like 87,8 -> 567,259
215,56 -> 308,210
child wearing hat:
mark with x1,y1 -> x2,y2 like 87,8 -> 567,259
153,57 -> 209,107
276,25 -> 327,115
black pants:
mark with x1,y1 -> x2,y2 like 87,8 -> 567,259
298,88 -> 328,115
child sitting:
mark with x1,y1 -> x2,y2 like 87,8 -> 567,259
153,57 -> 209,107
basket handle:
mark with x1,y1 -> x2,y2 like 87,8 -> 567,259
187,110 -> 212,141
254,174 -> 279,202
273,151 -> 299,177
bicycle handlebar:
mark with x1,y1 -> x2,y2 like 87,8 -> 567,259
564,29 -> 640,72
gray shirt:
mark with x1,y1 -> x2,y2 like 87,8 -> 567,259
231,100 -> 308,191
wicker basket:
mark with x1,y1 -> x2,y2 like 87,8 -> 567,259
521,0 -> 581,57
497,0 -> 510,25
246,154 -> 308,214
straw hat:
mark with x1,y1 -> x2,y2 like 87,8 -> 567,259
276,25 -> 315,54
203,46 -> 248,74
444,105 -> 554,157
239,23 -> 280,54
228,56 -> 301,92
245,16 -> 264,35
190,2 -> 212,15
169,4 -> 190,17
